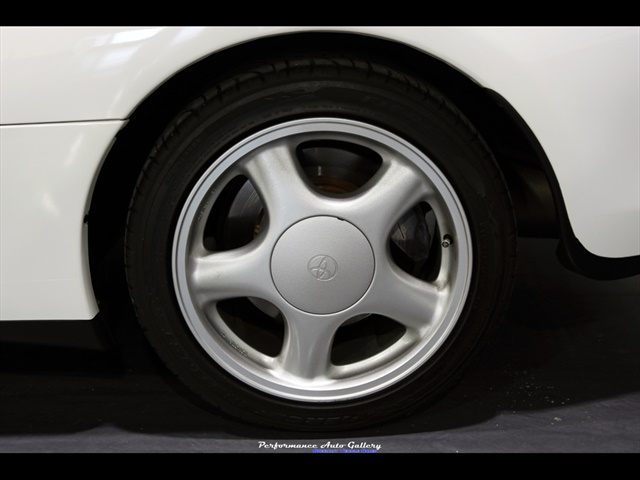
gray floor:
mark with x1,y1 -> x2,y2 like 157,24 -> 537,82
1,238 -> 638,453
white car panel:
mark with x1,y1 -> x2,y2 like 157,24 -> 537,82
0,27 -> 291,124
0,121 -> 124,320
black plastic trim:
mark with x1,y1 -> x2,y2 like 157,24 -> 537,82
0,313 -> 113,351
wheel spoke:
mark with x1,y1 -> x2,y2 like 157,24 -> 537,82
345,158 -> 432,245
241,140 -> 321,229
276,311 -> 342,380
364,261 -> 447,333
189,240 -> 274,305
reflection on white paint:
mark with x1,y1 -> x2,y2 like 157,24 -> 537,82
82,27 -> 164,49
78,28 -> 165,77
40,192 -> 61,218
96,46 -> 139,70
64,133 -> 84,167
95,29 -> 164,69
169,27 -> 206,46
110,28 -> 163,45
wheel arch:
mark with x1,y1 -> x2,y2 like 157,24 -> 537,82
87,31 -> 624,321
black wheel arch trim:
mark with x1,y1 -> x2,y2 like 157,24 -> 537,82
487,90 -> 640,280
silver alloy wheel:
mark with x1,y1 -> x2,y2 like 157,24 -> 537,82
172,118 -> 472,402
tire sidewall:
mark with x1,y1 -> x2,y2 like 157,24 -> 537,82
126,62 -> 515,430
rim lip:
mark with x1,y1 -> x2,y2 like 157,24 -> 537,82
172,117 -> 473,402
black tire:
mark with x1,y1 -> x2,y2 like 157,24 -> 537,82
125,54 -> 516,431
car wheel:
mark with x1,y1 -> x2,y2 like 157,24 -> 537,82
125,55 -> 516,431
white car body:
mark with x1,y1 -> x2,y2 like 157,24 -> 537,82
1,26 -> 639,323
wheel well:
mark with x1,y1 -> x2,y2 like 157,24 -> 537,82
87,31 -> 557,317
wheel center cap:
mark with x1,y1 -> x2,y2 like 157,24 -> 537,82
271,216 -> 374,314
